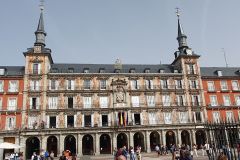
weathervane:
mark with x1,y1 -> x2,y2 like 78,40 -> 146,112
175,7 -> 180,18
39,0 -> 44,11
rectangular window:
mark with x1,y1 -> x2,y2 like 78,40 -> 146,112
67,116 -> 74,127
68,97 -> 73,108
84,115 -> 92,127
179,112 -> 188,123
188,64 -> 195,74
49,116 -> 56,128
50,80 -> 57,90
164,112 -> 172,124
161,80 -> 168,89
0,80 -> 4,92
30,80 -> 39,91
226,111 -> 234,122
195,112 -> 202,122
190,80 -> 197,89
134,114 -> 141,125
146,95 -> 155,107
131,80 -> 139,90
28,116 -> 38,129
148,112 -> 156,125
210,95 -> 218,106
8,97 -> 17,110
145,80 -> 153,89
84,80 -> 91,90
0,69 -> 5,75
102,115 -> 108,127
223,95 -> 231,106
67,80 -> 74,90
30,97 -> 39,109
232,80 -> 239,91
33,63 -> 39,74
48,97 -> 58,109
220,81 -> 228,91
6,117 -> 16,130
83,97 -> 92,108
100,80 -> 106,90
235,95 -> 240,106
213,112 -> 220,123
177,95 -> 185,106
162,95 -> 171,106
131,96 -> 140,107
99,97 -> 108,108
207,81 -> 215,91
8,80 -> 18,92
192,95 -> 200,106
176,80 -> 183,89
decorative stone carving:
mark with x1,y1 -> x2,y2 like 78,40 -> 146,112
94,112 -> 100,126
59,113 -> 65,128
76,113 -> 82,127
116,86 -> 125,103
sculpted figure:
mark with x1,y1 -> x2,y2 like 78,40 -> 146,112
76,114 -> 82,127
59,114 -> 64,128
116,86 -> 124,103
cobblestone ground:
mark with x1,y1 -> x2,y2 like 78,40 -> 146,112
80,151 -> 209,160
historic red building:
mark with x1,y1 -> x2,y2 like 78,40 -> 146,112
0,67 -> 24,146
201,67 -> 240,122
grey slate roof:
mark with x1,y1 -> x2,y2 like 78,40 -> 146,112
200,67 -> 240,77
0,66 -> 25,76
50,63 -> 177,74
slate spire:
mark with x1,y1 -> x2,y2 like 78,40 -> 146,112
176,8 -> 188,51
34,5 -> 47,47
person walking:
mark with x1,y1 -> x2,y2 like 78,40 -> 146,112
155,144 -> 160,157
136,146 -> 142,160
129,146 -> 136,160
122,146 -> 128,160
193,144 -> 198,157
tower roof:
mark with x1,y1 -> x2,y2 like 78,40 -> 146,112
34,7 -> 47,46
36,10 -> 45,33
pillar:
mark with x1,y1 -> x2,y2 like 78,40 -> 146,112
59,135 -> 65,156
77,134 -> 82,156
95,133 -> 100,155
177,130 -> 182,145
145,131 -> 151,153
20,137 -> 26,159
129,132 -> 134,148
0,137 -> 3,160
112,132 -> 117,151
41,135 -> 47,151
162,130 -> 166,146
191,130 -> 196,145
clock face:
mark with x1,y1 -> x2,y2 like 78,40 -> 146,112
34,46 -> 41,53
186,49 -> 192,55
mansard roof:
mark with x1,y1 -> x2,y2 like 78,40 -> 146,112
201,67 -> 240,78
0,66 -> 25,77
50,63 -> 179,74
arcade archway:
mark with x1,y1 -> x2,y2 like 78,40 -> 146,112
117,133 -> 128,149
26,137 -> 40,159
64,135 -> 76,154
134,132 -> 144,151
150,131 -> 160,151
166,131 -> 176,148
181,130 -> 191,146
47,136 -> 58,157
82,134 -> 94,155
195,130 -> 206,148
100,134 -> 111,154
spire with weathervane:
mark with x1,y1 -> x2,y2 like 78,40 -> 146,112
34,0 -> 47,47
176,8 -> 188,51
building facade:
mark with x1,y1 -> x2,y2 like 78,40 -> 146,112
1,7 -> 239,159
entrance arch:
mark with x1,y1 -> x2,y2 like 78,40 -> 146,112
181,130 -> 191,146
82,134 -> 94,155
150,131 -> 160,151
166,131 -> 176,148
134,132 -> 144,151
100,134 -> 111,154
195,130 -> 206,148
64,135 -> 76,154
26,137 -> 40,159
117,133 -> 128,149
47,136 -> 58,157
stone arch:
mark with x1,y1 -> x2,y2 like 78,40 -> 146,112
82,134 -> 94,155
117,133 -> 128,149
166,130 -> 176,148
100,134 -> 111,154
64,135 -> 76,154
195,130 -> 206,149
150,131 -> 160,151
181,130 -> 191,146
47,136 -> 58,157
26,137 -> 40,159
134,132 -> 145,151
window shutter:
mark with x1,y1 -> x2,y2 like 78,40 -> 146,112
36,98 -> 40,109
108,113 -> 111,126
30,81 -> 34,90
74,115 -> 76,128
140,113 -> 143,125
150,80 -> 153,89
46,116 -> 49,128
30,98 -> 32,109
91,114 -> 94,127
131,81 -> 134,89
38,64 -> 41,74
137,80 -> 140,89
82,114 -> 84,127
145,80 -> 148,89
99,114 -> 102,127
65,115 -> 67,128
56,115 -> 59,128
49,80 -> 51,90
56,80 -> 59,90
36,81 -> 39,90
71,80 -> 75,90
132,113 -> 135,125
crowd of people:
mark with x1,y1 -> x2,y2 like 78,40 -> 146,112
31,150 -> 55,160
4,152 -> 23,160
114,145 -> 142,160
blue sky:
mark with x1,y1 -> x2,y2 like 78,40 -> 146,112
0,0 -> 240,67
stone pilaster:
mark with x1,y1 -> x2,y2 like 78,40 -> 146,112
191,130 -> 196,145
0,137 -> 4,160
59,135 -> 65,155
77,134 -> 82,156
112,132 -> 117,151
177,129 -> 181,145
41,135 -> 47,151
162,130 -> 166,146
129,132 -> 134,148
95,133 -> 100,155
145,131 -> 151,153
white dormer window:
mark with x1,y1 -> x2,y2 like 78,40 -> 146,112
83,69 -> 89,73
0,69 -> 5,75
159,69 -> 165,73
8,80 -> 18,92
217,70 -> 223,77
145,69 -> 150,73
188,64 -> 195,74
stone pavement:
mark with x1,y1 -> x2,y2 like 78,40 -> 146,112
79,152 -> 209,160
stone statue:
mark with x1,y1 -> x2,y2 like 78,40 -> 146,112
59,114 -> 64,128
94,112 -> 100,125
116,86 -> 125,103
76,114 -> 82,127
